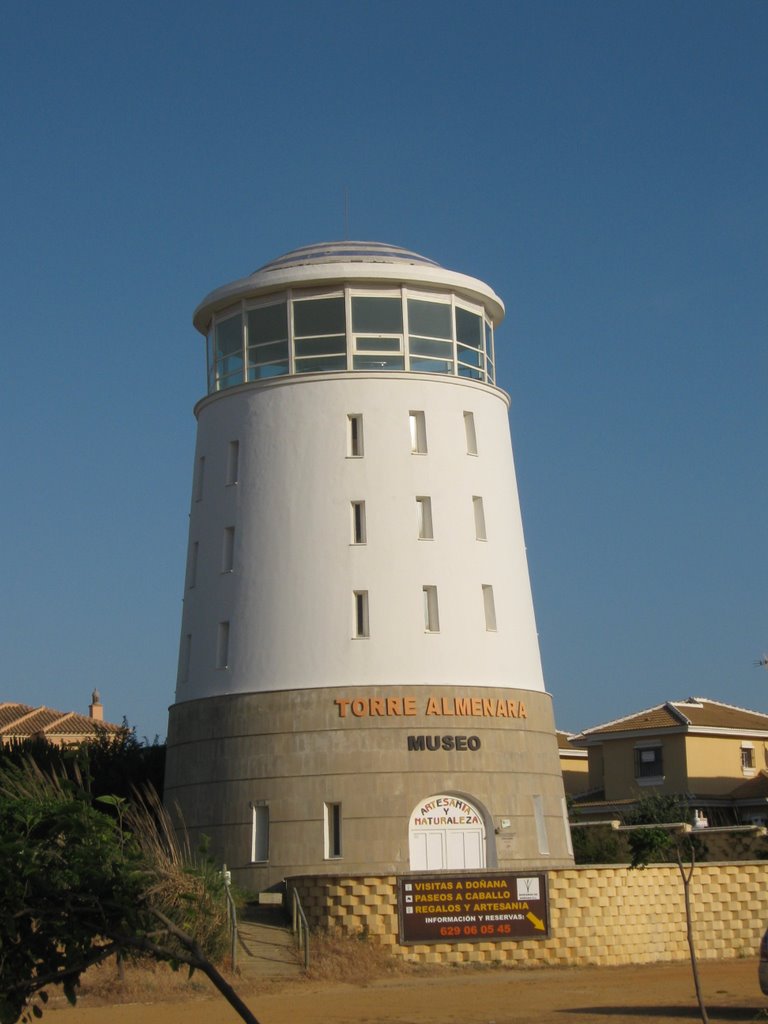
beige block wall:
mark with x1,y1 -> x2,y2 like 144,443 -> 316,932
288,862 -> 768,966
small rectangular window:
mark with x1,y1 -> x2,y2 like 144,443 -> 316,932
464,411 -> 478,455
634,745 -> 663,779
473,496 -> 487,540
353,591 -> 369,637
188,541 -> 199,589
348,414 -> 364,457
741,745 -> 755,770
325,802 -> 342,858
194,455 -> 205,501
222,526 -> 235,572
251,803 -> 269,863
217,621 -> 230,669
179,633 -> 191,684
351,501 -> 366,544
423,585 -> 440,632
416,496 -> 433,539
532,795 -> 550,855
409,410 -> 427,454
482,584 -> 497,631
226,440 -> 239,485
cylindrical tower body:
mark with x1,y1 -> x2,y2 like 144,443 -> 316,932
166,242 -> 572,889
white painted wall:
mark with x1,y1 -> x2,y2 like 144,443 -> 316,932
175,372 -> 545,702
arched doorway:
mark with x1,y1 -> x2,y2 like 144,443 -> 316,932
408,794 -> 486,871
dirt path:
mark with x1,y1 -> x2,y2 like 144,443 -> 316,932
49,958 -> 765,1024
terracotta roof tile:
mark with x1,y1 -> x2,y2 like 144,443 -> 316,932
0,701 -> 122,740
579,697 -> 768,740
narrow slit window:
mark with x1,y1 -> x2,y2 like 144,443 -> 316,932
423,585 -> 440,632
226,440 -> 239,485
351,501 -> 366,544
222,526 -> 235,572
348,414 -> 364,457
482,584 -> 497,631
325,802 -> 342,858
463,411 -> 478,455
416,496 -> 433,539
194,455 -> 205,501
188,541 -> 199,589
216,621 -> 230,669
409,410 -> 427,454
179,633 -> 191,684
473,496 -> 487,540
561,797 -> 574,857
532,795 -> 550,855
353,591 -> 369,637
250,803 -> 270,862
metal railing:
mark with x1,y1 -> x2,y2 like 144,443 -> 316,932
291,886 -> 310,971
222,864 -> 238,970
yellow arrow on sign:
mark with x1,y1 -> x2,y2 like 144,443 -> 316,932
526,912 -> 545,931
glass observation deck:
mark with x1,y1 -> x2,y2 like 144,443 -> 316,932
205,287 -> 496,394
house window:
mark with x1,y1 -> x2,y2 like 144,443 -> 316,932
353,591 -> 369,638
351,295 -> 405,371
741,745 -> 756,771
482,584 -> 497,631
634,745 -> 663,779
463,411 -> 478,455
293,296 -> 347,374
423,586 -> 440,632
416,496 -> 433,539
250,803 -> 269,863
407,298 -> 454,375
409,411 -> 427,454
216,621 -> 230,669
473,496 -> 487,540
348,414 -> 364,457
351,501 -> 366,544
226,440 -> 239,485
247,301 -> 289,379
222,526 -> 235,572
324,802 -> 342,858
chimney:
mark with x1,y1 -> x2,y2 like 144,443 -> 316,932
89,689 -> 103,722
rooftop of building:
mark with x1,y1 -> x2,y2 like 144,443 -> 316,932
193,239 -> 504,333
255,240 -> 442,273
576,697 -> 768,742
0,692 -> 123,744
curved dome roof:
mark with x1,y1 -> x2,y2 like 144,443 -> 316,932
255,240 -> 440,273
194,240 -> 504,332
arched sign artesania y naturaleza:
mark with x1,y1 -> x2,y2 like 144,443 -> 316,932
408,794 -> 486,871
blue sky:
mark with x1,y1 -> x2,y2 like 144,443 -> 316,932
1,0 -> 765,741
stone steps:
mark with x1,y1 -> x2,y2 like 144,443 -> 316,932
235,903 -> 302,980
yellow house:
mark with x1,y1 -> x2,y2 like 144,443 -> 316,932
572,697 -> 768,825
557,730 -> 590,797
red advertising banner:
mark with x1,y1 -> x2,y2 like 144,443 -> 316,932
397,872 -> 549,944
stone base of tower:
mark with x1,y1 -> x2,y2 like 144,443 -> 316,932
165,685 -> 574,891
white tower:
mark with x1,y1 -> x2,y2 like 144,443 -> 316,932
165,242 -> 572,890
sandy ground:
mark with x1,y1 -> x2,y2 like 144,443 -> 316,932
47,958 -> 766,1024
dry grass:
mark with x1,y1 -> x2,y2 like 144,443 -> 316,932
43,957 -> 215,1009
304,929 -> 422,984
